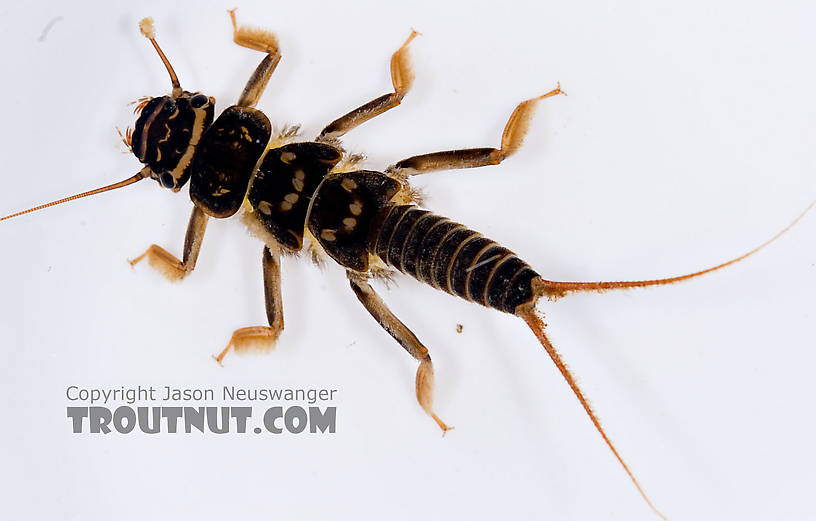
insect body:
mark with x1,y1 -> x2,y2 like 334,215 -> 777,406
2,12 -> 812,520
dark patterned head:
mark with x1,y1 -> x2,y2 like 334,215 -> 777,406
130,91 -> 215,192
0,18 -> 214,222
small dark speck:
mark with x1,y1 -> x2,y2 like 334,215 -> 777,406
48,266 -> 52,272
456,324 -> 463,334
38,16 -> 63,42
344,340 -> 357,349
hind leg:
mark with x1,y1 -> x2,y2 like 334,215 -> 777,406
387,84 -> 565,175
348,272 -> 451,433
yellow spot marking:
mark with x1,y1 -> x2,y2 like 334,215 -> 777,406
240,126 -> 253,142
281,151 -> 296,164
349,202 -> 363,216
341,178 -> 357,192
292,177 -> 305,192
280,201 -> 293,211
320,229 -> 337,241
294,169 -> 306,181
343,217 -> 357,229
257,201 -> 272,215
284,193 -> 299,204
214,188 -> 231,196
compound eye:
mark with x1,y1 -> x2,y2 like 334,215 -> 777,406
159,172 -> 175,189
190,94 -> 208,108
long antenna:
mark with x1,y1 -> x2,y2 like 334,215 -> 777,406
0,171 -> 147,222
139,17 -> 182,97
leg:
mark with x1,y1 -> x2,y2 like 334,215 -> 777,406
348,272 -> 451,433
129,205 -> 208,282
318,31 -> 419,141
229,9 -> 282,108
386,84 -> 565,176
214,245 -> 284,364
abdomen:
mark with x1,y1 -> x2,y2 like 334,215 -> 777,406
370,204 -> 540,314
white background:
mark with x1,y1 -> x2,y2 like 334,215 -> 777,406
0,1 -> 814,520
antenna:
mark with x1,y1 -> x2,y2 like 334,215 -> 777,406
0,170 -> 147,222
139,17 -> 182,97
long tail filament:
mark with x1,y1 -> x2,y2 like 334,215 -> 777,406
519,309 -> 667,519
534,200 -> 815,300
517,199 -> 815,517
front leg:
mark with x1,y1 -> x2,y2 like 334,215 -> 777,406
348,272 -> 451,433
129,205 -> 208,282
214,245 -> 284,364
229,9 -> 282,108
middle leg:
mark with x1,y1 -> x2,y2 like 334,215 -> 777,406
318,30 -> 419,141
214,244 -> 285,364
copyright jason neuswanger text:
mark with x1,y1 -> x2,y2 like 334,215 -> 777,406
65,385 -> 338,435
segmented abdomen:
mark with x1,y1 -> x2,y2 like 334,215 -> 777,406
370,205 -> 539,314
